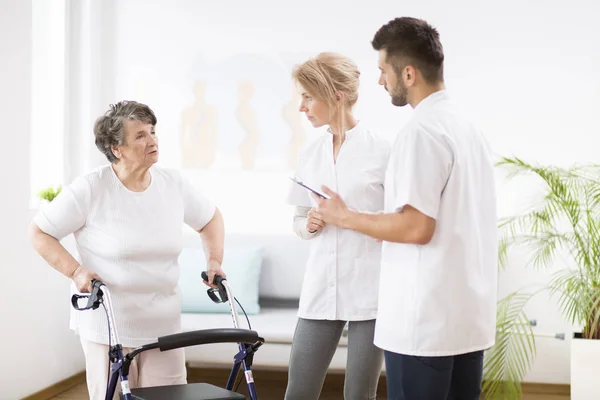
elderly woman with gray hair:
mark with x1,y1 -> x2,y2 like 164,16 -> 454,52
28,100 -> 226,399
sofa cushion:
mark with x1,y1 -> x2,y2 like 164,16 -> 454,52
179,245 -> 264,315
181,307 -> 300,343
182,231 -> 310,300
181,307 -> 361,372
182,307 -> 302,369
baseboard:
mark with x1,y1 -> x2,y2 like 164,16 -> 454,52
21,365 -> 569,399
521,382 -> 570,395
187,365 -> 570,397
21,371 -> 86,400
187,364 -> 387,397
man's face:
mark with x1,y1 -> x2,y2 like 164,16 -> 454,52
377,49 -> 408,107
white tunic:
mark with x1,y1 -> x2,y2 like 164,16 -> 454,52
34,165 -> 216,347
375,90 -> 498,356
287,122 -> 391,321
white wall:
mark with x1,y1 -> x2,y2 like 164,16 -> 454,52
100,0 -> 600,233
0,1 -> 85,399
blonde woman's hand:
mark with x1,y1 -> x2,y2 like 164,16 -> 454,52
306,207 -> 326,233
71,265 -> 103,293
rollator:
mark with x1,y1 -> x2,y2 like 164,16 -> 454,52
71,272 -> 264,400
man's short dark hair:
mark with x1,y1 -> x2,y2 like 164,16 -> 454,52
371,17 -> 444,84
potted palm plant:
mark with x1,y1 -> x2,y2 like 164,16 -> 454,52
482,157 -> 600,399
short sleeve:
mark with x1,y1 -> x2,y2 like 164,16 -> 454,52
181,174 -> 216,231
391,125 -> 453,219
33,176 -> 91,240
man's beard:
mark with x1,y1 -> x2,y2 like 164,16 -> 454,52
390,80 -> 408,107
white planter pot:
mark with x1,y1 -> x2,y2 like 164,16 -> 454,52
571,333 -> 600,399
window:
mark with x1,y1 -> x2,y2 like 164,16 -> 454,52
30,0 -> 66,205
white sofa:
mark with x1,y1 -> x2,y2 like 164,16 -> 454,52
179,231 -> 355,372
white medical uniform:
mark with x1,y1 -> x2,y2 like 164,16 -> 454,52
375,90 -> 498,356
287,122 -> 391,321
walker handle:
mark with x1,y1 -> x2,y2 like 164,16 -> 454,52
71,279 -> 105,311
201,271 -> 228,303
201,271 -> 225,286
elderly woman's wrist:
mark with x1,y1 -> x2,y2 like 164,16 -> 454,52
69,264 -> 82,279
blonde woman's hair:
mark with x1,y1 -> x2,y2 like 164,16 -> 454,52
292,52 -> 360,109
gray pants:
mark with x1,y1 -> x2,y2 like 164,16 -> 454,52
284,318 -> 384,400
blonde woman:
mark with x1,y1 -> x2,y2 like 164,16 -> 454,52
285,53 -> 391,400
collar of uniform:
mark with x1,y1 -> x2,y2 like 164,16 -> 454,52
327,120 -> 361,138
413,89 -> 449,116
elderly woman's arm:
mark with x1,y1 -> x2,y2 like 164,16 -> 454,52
28,222 -> 101,293
28,177 -> 99,292
198,207 -> 226,287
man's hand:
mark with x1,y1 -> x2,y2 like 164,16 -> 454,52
204,260 -> 227,289
313,186 -> 352,229
306,207 -> 326,233
71,265 -> 102,293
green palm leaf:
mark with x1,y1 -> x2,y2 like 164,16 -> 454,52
483,292 -> 537,399
486,157 -> 600,399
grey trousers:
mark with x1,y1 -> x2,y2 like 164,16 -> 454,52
284,318 -> 384,400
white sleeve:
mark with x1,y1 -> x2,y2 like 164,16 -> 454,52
181,174 -> 217,231
33,176 -> 91,240
391,125 -> 453,219
293,206 -> 319,240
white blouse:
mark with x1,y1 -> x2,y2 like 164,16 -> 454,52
287,122 -> 391,321
34,164 -> 216,347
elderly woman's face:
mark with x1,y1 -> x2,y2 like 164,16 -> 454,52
114,119 -> 158,167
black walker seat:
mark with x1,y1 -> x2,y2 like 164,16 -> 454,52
119,383 -> 246,400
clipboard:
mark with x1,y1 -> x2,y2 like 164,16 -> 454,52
289,176 -> 330,200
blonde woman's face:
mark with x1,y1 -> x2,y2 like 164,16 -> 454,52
298,87 -> 332,128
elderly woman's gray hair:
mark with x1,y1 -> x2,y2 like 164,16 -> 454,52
94,100 -> 158,163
